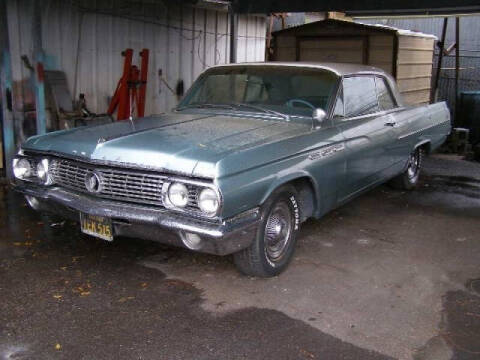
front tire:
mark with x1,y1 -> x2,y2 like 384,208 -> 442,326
389,147 -> 423,190
233,185 -> 301,277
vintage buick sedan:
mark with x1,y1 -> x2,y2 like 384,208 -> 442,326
13,63 -> 451,277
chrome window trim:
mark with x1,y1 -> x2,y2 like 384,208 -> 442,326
339,106 -> 407,122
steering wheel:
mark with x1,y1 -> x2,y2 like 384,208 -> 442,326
285,99 -> 316,110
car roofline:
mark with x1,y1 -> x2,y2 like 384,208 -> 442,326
207,62 -> 388,77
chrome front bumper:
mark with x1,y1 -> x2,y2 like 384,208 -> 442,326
14,183 -> 260,256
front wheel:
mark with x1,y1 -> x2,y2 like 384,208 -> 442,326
389,147 -> 424,190
233,185 -> 301,277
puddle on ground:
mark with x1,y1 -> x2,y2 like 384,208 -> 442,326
465,278 -> 480,295
440,289 -> 480,359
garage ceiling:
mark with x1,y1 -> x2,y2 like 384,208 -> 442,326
230,0 -> 480,15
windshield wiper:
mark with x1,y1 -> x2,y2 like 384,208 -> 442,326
228,103 -> 290,121
176,102 -> 290,121
176,103 -> 235,111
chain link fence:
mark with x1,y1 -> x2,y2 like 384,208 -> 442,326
434,52 -> 480,122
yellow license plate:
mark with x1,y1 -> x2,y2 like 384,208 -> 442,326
80,213 -> 113,241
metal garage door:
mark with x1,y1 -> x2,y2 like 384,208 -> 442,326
298,37 -> 367,64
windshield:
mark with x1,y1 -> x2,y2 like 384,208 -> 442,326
178,65 -> 339,119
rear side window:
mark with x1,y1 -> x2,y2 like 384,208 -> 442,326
375,77 -> 396,111
343,76 -> 379,117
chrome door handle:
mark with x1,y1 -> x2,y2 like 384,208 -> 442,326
384,121 -> 396,127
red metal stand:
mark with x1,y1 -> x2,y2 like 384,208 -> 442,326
107,48 -> 149,120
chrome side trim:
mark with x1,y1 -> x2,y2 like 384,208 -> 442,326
398,119 -> 451,140
308,143 -> 345,160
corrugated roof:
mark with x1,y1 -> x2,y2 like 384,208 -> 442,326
368,23 -> 437,39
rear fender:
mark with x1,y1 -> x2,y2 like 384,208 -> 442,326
400,139 -> 431,171
414,139 -> 431,153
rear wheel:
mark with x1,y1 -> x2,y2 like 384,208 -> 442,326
389,147 -> 423,190
233,185 -> 300,277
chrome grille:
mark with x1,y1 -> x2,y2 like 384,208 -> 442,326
49,158 -> 199,208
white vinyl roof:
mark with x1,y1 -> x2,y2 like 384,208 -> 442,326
209,61 -> 389,76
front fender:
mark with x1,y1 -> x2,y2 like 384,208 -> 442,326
217,158 -> 322,219
260,171 -> 319,206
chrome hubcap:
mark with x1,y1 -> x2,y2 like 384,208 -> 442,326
265,202 -> 292,262
407,150 -> 420,180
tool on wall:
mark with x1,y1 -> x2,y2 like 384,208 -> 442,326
107,48 -> 149,120
158,69 -> 184,101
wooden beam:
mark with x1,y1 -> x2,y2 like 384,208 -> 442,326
432,17 -> 448,103
232,0 -> 480,15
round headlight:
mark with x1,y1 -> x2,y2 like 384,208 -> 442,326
36,159 -> 53,185
13,158 -> 32,179
168,182 -> 189,208
198,188 -> 220,215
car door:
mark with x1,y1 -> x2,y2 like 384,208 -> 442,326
335,75 -> 397,202
374,75 -> 410,170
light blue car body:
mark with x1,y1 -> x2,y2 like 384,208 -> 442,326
17,63 -> 451,255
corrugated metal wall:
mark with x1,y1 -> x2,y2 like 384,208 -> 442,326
6,0 -> 266,117
358,16 -> 480,117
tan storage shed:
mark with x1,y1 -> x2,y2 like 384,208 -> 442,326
271,19 -> 437,106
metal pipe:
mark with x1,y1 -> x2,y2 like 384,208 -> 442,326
72,12 -> 84,103
229,5 -> 237,63
32,0 -> 46,135
455,16 -> 460,126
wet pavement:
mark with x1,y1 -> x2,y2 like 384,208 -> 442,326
1,154 -> 479,360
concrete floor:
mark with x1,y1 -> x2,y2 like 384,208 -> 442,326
1,155 -> 479,360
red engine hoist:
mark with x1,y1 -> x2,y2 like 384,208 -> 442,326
108,48 -> 149,120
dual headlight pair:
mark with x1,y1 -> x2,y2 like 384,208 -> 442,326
167,182 -> 220,216
14,157 -> 220,217
14,157 -> 221,217
13,158 -> 53,185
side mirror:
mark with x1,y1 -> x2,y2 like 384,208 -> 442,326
312,108 -> 327,126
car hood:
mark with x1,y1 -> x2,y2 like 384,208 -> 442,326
22,112 -> 311,178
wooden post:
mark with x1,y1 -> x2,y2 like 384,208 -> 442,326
0,0 -> 15,178
432,17 -> 448,103
455,17 -> 460,126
